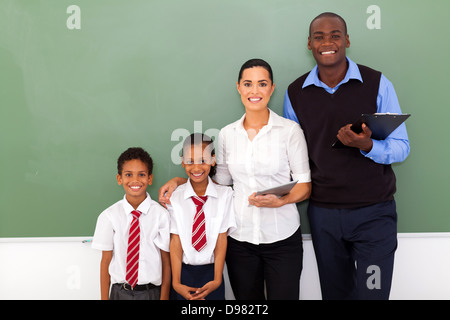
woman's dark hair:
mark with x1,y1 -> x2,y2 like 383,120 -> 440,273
182,133 -> 216,178
237,58 -> 273,83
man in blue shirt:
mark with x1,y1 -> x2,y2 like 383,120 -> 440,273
283,12 -> 409,299
284,58 -> 409,165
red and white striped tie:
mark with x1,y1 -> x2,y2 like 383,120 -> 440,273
126,210 -> 141,288
191,196 -> 207,252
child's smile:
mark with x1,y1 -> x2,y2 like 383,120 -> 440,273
117,159 -> 153,208
129,184 -> 144,192
182,143 -> 215,195
190,171 -> 205,179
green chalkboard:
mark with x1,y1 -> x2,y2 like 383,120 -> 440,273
1,0 -> 449,237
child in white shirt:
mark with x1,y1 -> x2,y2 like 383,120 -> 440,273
168,133 -> 236,300
92,147 -> 170,300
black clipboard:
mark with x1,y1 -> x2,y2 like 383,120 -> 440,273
332,113 -> 410,148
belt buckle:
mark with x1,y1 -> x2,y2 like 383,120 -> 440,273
122,283 -> 134,291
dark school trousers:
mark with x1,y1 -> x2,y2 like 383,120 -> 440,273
308,200 -> 398,300
175,263 -> 225,300
110,283 -> 161,300
226,227 -> 303,300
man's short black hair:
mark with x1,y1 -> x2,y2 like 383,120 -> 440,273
309,12 -> 347,36
117,147 -> 153,175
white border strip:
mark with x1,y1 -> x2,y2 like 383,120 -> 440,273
302,233 -> 450,241
0,233 -> 449,243
396,232 -> 450,238
0,236 -> 92,243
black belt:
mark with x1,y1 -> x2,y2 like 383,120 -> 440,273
120,282 -> 158,291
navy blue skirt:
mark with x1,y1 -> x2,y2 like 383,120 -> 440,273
176,263 -> 225,300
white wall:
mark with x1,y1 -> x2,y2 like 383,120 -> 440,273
1,234 -> 449,300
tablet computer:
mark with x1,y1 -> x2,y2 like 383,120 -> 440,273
255,180 -> 298,197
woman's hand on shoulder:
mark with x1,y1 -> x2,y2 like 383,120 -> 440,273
158,177 -> 187,208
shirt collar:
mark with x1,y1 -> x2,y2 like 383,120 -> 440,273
232,108 -> 284,132
183,176 -> 218,200
122,192 -> 151,215
302,57 -> 362,90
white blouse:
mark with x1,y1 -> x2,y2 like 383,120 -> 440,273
215,109 -> 311,245
168,177 -> 236,265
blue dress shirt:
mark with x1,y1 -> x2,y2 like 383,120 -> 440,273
283,58 -> 410,165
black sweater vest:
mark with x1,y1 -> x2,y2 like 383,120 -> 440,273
288,65 -> 396,208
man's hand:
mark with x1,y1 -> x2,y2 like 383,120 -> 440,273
337,123 -> 373,152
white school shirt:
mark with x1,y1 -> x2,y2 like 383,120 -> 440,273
91,193 -> 170,286
168,177 -> 236,265
215,109 -> 311,245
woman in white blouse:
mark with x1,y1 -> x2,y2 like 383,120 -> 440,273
160,59 -> 311,300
